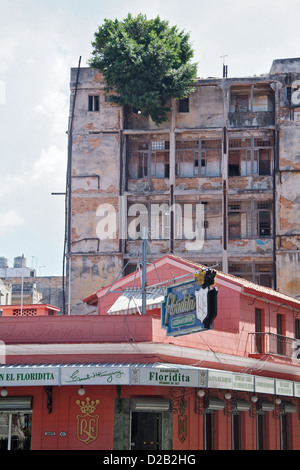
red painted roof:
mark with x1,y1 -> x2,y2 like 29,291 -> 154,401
84,254 -> 300,311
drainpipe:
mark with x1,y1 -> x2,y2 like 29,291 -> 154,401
222,84 -> 229,273
272,128 -> 279,291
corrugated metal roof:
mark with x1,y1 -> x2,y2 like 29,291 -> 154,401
107,287 -> 166,315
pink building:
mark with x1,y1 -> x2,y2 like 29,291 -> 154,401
0,255 -> 299,451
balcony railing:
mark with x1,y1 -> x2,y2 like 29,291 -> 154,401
249,332 -> 296,359
228,111 -> 274,128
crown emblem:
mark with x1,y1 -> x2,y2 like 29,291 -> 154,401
76,397 -> 100,415
195,270 -> 205,286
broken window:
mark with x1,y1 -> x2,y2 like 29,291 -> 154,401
128,141 -> 149,179
252,87 -> 274,112
151,141 -> 170,178
229,137 -> 273,176
201,140 -> 222,176
228,201 -> 251,239
231,85 -> 274,113
127,202 -> 149,240
176,139 -> 222,177
128,140 -> 170,179
228,151 -> 241,176
256,203 -> 272,237
228,200 -> 272,239
88,95 -> 100,111
228,262 -> 273,287
178,97 -> 189,113
254,138 -> 273,175
234,94 -> 249,112
176,140 -> 199,177
203,201 -> 222,240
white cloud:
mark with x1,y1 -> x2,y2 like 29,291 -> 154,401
32,146 -> 67,186
0,210 -> 24,236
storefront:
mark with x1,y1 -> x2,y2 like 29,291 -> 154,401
0,362 -> 299,450
1,255 -> 300,451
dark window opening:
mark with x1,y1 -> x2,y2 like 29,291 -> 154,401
228,151 -> 240,176
258,149 -> 271,175
256,413 -> 266,450
203,412 -> 214,450
232,413 -> 241,450
258,211 -> 271,237
228,213 -> 241,238
295,318 -> 300,339
88,95 -> 99,112
277,314 -> 286,356
178,98 -> 189,113
280,414 -> 289,450
255,308 -> 264,353
235,94 -> 249,112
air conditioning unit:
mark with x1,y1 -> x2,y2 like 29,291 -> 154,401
232,399 -> 250,412
204,397 -> 225,411
130,398 -> 170,412
258,400 -> 275,412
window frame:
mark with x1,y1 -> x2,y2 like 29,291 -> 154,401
88,95 -> 100,112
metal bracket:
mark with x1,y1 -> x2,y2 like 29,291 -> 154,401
44,386 -> 53,414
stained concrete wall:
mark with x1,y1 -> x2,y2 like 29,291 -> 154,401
67,60 -> 300,314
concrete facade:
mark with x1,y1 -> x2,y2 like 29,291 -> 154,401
66,58 -> 300,315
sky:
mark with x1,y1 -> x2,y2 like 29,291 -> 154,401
0,0 -> 300,276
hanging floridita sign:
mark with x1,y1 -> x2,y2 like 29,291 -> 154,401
161,270 -> 218,337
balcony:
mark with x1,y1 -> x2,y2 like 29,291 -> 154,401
228,111 -> 274,128
249,332 -> 296,359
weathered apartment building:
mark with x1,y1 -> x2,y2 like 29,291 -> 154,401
66,57 -> 300,314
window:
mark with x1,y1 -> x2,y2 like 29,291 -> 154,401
0,413 -> 32,450
151,145 -> 170,178
280,414 -> 290,450
203,412 -> 214,450
176,140 -> 222,178
203,202 -> 222,240
295,318 -> 300,339
228,137 -> 273,177
88,95 -> 99,112
127,140 -> 170,179
229,262 -> 273,288
234,94 -> 249,112
176,140 -> 199,177
277,314 -> 286,356
228,200 -> 272,240
286,86 -> 292,104
201,140 -> 222,177
256,413 -> 266,450
255,308 -> 264,354
0,398 -> 32,450
231,413 -> 242,450
257,204 -> 271,237
178,97 -> 189,113
258,149 -> 271,175
228,151 -> 241,176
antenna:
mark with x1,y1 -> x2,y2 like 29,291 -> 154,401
220,55 -> 228,78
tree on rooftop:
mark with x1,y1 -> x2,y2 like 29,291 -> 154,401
89,13 -> 197,124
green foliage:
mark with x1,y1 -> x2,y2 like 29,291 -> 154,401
89,13 -> 197,124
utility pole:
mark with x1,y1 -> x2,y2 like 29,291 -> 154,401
142,227 -> 148,315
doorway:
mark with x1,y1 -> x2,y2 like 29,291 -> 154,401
113,398 -> 172,450
131,412 -> 162,450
